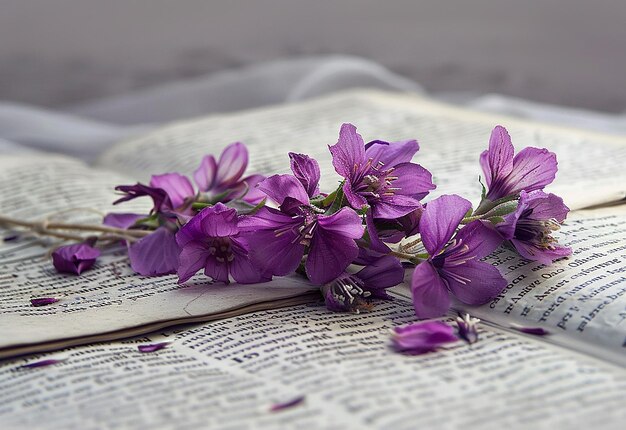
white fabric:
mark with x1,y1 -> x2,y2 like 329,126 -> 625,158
0,56 -> 624,162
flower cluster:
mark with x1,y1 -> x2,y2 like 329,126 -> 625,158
51,124 -> 570,319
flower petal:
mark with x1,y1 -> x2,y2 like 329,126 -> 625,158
410,262 -> 451,319
372,193 -> 422,219
177,241 -> 209,283
316,207 -> 364,239
342,179 -> 369,211
129,227 -> 180,276
289,152 -> 321,197
52,243 -> 101,275
523,190 -> 569,223
306,208 -> 363,285
114,183 -> 168,211
103,213 -> 144,230
480,125 -> 514,190
257,174 -> 310,206
204,256 -> 230,283
510,238 -> 572,265
229,238 -> 269,284
364,209 -> 391,253
419,194 -> 472,256
238,174 -> 267,204
391,321 -> 458,354
176,203 -> 239,249
364,139 -> 419,167
193,155 -> 218,191
443,259 -> 507,306
329,123 -> 366,179
389,162 -> 435,201
356,255 -> 404,298
30,297 -> 60,307
240,207 -> 306,277
149,173 -> 195,209
138,342 -> 170,353
454,221 -> 504,259
215,142 -> 248,187
507,147 -> 557,195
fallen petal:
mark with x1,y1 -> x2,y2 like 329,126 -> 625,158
270,396 -> 305,412
20,358 -> 66,368
392,321 -> 458,354
138,342 -> 170,353
30,297 -> 60,307
510,325 -> 550,336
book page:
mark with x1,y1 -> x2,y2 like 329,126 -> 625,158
98,89 -> 626,210
1,300 -> 624,429
451,206 -> 626,366
0,155 -> 318,358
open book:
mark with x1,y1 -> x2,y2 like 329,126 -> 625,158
1,90 -> 625,429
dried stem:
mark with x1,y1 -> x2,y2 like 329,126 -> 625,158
0,214 -> 149,243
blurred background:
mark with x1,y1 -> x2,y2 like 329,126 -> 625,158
1,0 -> 625,111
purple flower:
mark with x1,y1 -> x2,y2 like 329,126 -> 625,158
176,203 -> 266,284
194,142 -> 266,204
128,227 -> 181,276
322,255 -> 404,313
391,321 -> 458,354
410,195 -> 506,318
240,158 -> 364,285
496,190 -> 571,264
329,123 -> 435,219
115,172 -> 195,214
52,242 -> 101,275
480,125 -> 557,201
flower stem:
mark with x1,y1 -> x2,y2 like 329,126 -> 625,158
399,237 -> 422,252
389,250 -> 428,263
0,214 -> 150,243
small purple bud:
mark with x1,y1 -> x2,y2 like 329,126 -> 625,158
30,297 -> 59,307
138,342 -> 170,353
270,396 -> 305,412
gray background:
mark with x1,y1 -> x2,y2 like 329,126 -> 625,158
1,0 -> 625,111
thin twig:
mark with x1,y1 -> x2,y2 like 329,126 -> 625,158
0,214 -> 147,243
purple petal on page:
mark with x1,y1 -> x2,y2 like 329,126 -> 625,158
510,325 -> 550,336
138,342 -> 170,353
30,297 -> 60,307
52,242 -> 101,275
3,234 -> 19,242
270,396 -> 306,412
20,358 -> 66,369
391,321 -> 458,354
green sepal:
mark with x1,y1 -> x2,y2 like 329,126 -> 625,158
135,214 -> 160,229
326,184 -> 346,215
192,202 -> 213,210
